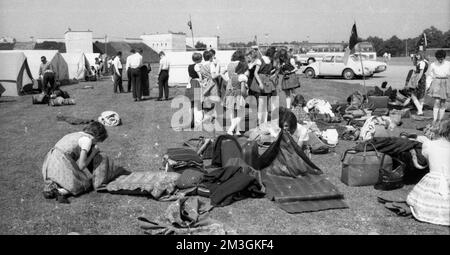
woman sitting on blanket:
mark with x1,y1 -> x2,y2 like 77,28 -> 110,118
42,121 -> 108,203
407,120 -> 450,226
279,108 -> 310,149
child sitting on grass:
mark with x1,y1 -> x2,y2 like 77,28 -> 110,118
407,120 -> 450,226
290,94 -> 310,123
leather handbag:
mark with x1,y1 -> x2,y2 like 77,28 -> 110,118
341,143 -> 393,186
374,158 -> 405,191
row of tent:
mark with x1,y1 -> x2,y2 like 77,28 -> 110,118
0,50 -> 100,96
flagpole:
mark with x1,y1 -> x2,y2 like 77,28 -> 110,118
358,45 -> 367,96
189,15 -> 195,49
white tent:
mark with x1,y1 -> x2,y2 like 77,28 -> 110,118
165,50 -> 235,86
85,53 -> 101,68
11,50 -> 70,83
0,51 -> 33,96
12,50 -> 58,79
61,53 -> 89,80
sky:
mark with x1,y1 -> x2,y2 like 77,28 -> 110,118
0,0 -> 449,43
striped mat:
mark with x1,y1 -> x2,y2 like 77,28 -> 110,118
262,172 -> 348,213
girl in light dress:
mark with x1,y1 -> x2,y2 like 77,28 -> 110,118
407,120 -> 450,226
199,50 -> 221,126
42,121 -> 108,203
426,50 -> 450,126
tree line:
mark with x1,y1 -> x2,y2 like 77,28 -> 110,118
224,26 -> 450,57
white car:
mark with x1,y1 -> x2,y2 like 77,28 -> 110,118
352,53 -> 387,73
303,55 -> 373,80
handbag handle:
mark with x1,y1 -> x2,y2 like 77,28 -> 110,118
363,142 -> 380,158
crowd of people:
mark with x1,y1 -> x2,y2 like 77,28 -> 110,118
39,47 -> 449,227
403,50 -> 450,127
185,46 -> 301,135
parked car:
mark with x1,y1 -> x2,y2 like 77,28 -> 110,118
352,53 -> 387,73
303,55 -> 373,80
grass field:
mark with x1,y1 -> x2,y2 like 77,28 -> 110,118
0,71 -> 449,235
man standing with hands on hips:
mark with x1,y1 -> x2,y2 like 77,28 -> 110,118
127,49 -> 143,101
157,51 -> 170,101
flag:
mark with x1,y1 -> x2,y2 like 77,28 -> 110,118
416,33 -> 427,51
349,23 -> 359,52
187,20 -> 192,30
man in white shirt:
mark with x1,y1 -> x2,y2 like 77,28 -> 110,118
126,49 -> 143,101
112,51 -> 124,93
157,51 -> 170,101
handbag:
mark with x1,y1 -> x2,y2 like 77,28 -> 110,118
341,143 -> 393,186
374,158 -> 405,191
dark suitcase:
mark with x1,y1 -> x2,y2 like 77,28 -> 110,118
241,140 -> 259,169
221,139 -> 243,167
32,94 -> 49,104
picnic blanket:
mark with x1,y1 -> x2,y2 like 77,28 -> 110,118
103,171 -> 183,201
262,172 -> 348,213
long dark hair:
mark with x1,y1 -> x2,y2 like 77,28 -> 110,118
279,109 -> 298,134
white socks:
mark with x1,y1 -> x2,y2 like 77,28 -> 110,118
433,107 -> 439,122
439,108 -> 446,121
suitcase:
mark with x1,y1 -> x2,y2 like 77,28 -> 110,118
221,139 -> 243,167
32,94 -> 49,104
241,140 -> 259,169
341,148 -> 393,186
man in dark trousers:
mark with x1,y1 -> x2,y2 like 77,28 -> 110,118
112,51 -> 124,93
157,51 -> 170,101
127,49 -> 143,101
39,56 -> 56,95
125,49 -> 135,93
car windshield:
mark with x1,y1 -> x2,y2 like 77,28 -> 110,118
351,54 -> 368,61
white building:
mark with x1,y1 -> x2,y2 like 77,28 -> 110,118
64,30 -> 93,53
186,36 -> 219,50
125,38 -> 143,44
140,33 -> 186,53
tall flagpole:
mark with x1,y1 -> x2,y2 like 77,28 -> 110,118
189,15 -> 195,49
358,45 -> 367,95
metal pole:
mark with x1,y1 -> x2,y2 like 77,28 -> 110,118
105,35 -> 107,56
358,47 -> 367,95
190,15 -> 195,49
405,40 -> 408,57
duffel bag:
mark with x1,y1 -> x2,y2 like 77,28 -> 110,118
341,143 -> 393,186
32,94 -> 49,104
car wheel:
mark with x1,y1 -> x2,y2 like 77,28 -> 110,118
307,58 -> 316,65
305,68 -> 315,78
343,69 -> 355,80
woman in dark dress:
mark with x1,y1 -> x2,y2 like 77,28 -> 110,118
140,63 -> 151,99
247,47 -> 278,126
277,48 -> 301,109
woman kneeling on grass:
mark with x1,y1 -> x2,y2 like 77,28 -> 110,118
407,120 -> 450,226
42,121 -> 108,203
